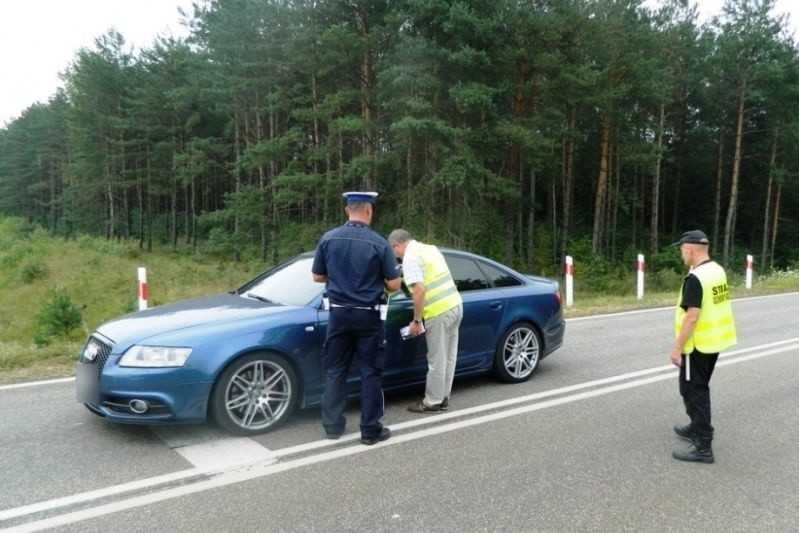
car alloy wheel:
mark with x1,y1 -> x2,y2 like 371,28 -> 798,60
210,352 -> 298,435
493,322 -> 541,383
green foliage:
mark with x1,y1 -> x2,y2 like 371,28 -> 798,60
0,241 -> 36,270
566,235 -> 611,288
0,216 -> 39,241
0,215 -> 794,381
645,268 -> 684,294
33,287 -> 84,346
0,218 -> 259,363
531,225 -> 556,277
1,0 -> 798,276
20,261 -> 49,284
273,221 -> 325,257
202,226 -> 256,260
651,246 -> 685,274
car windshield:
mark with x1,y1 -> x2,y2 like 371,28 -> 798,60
238,256 -> 321,307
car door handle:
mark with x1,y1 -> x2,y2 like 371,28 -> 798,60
489,301 -> 503,310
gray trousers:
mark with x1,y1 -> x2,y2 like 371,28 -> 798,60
422,303 -> 463,406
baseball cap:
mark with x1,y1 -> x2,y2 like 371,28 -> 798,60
672,230 -> 709,246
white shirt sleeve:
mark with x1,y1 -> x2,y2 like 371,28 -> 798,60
402,252 -> 425,286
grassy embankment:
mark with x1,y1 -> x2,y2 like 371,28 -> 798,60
1,217 -> 796,384
0,218 -> 260,383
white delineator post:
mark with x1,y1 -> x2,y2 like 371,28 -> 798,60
637,253 -> 645,300
564,255 -> 574,308
138,267 -> 149,310
745,254 -> 753,290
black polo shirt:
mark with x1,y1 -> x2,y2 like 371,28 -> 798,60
312,222 -> 398,307
679,260 -> 712,310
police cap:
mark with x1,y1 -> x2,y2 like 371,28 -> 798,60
343,191 -> 378,204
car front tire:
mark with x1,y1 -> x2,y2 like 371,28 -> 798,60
210,352 -> 298,435
493,322 -> 541,383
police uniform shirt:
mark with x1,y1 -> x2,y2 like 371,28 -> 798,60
312,222 -> 398,308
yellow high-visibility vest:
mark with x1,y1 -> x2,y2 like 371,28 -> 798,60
674,261 -> 737,354
408,242 -> 462,319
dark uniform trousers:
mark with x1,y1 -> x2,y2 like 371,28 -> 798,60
322,307 -> 385,438
679,350 -> 719,442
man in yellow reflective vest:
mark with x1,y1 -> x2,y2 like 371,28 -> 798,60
389,229 -> 463,413
669,230 -> 737,463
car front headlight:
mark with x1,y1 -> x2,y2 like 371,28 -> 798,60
119,346 -> 192,368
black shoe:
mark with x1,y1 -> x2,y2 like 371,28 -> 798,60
325,431 -> 342,440
440,397 -> 449,411
407,400 -> 441,413
361,427 -> 391,445
673,424 -> 697,441
672,443 -> 714,463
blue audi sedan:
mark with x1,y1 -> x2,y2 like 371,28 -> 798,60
77,249 -> 565,435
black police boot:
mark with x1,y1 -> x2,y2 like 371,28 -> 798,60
673,424 -> 697,440
672,437 -> 714,464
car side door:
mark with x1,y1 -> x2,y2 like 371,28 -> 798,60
444,253 -> 507,371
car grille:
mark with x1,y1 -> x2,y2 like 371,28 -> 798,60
81,336 -> 113,376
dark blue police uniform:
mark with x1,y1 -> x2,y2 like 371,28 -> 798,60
312,218 -> 398,440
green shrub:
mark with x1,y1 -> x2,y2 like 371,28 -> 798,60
651,246 -> 684,273
566,236 -> 616,291
21,261 -> 50,283
646,268 -> 683,293
33,286 -> 83,346
75,234 -> 127,256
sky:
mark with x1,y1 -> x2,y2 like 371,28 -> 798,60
0,0 -> 798,128
0,0 -> 194,127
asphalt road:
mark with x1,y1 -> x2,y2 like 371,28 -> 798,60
1,292 -> 798,532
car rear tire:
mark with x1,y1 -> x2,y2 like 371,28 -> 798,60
210,352 -> 298,435
493,322 -> 541,383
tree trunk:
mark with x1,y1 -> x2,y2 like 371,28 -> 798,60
592,113 -> 611,254
356,3 -> 374,190
268,94 -> 278,265
712,129 -> 724,250
610,142 -> 620,260
651,103 -> 665,254
233,112 -> 242,261
106,182 -> 115,240
760,124 -> 778,273
138,156 -> 146,250
724,78 -> 747,267
147,188 -> 153,253
170,173 -> 178,248
769,182 -> 781,270
527,168 -> 536,270
560,106 -> 576,258
190,178 -> 197,249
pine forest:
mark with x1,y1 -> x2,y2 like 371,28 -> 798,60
1,0 -> 799,276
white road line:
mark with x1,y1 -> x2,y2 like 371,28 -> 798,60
0,377 -> 73,392
565,291 -> 799,322
151,425 -> 277,470
269,337 -> 799,458
4,339 -> 798,532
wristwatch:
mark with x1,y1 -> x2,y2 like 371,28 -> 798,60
413,319 -> 422,324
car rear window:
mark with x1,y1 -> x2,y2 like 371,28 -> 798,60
478,262 -> 522,288
446,256 -> 490,292
445,255 -> 523,292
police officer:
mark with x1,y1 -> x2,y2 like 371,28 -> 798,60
312,191 -> 401,445
670,229 -> 737,463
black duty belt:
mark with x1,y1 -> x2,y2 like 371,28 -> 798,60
329,303 -> 380,311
